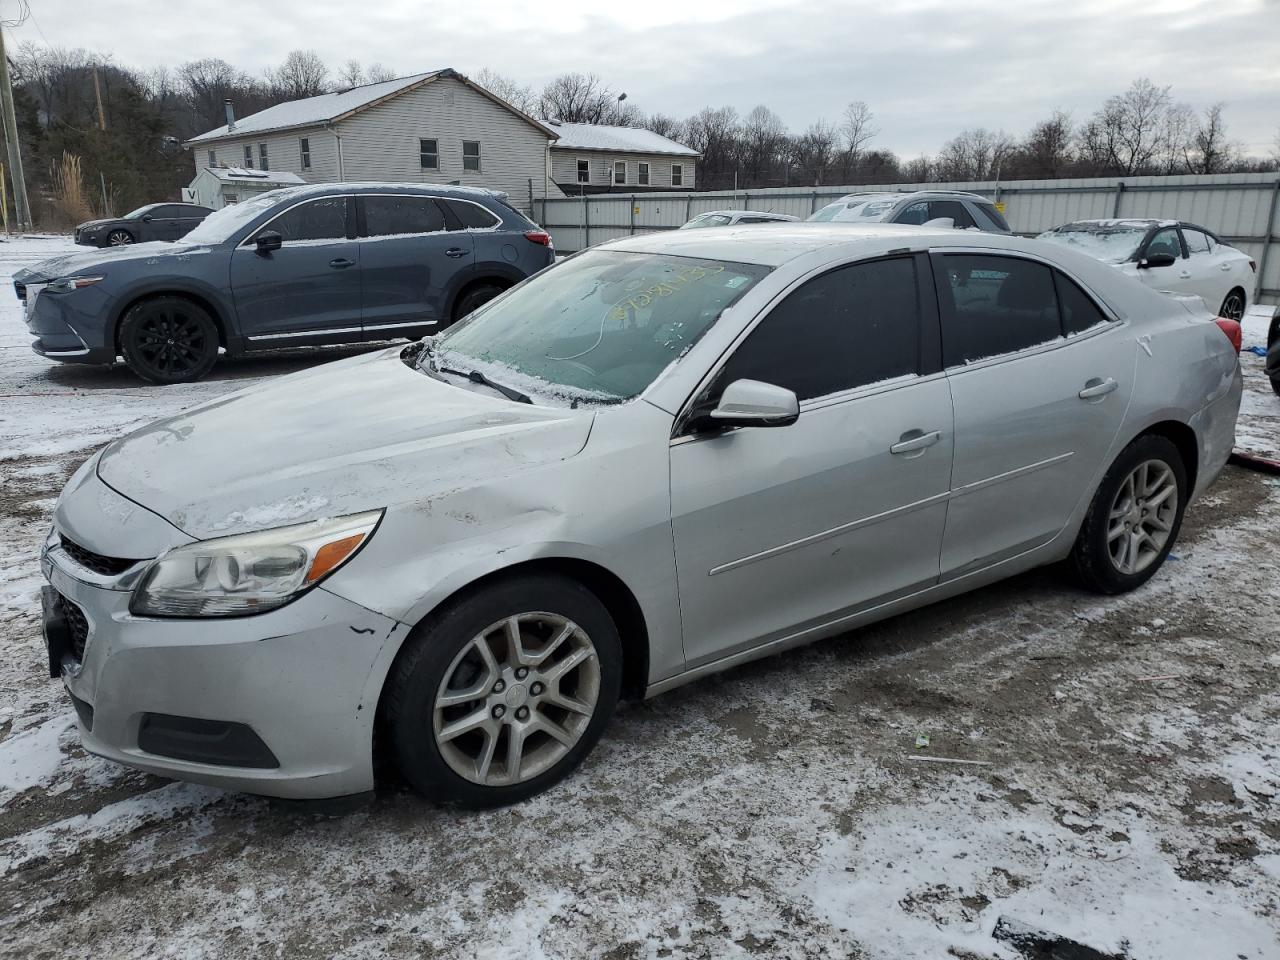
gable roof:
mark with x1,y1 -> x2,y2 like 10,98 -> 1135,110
187,69 -> 558,145
546,121 -> 699,157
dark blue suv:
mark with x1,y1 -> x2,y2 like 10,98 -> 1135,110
15,183 -> 555,383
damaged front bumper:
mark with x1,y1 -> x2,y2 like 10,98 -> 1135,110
42,526 -> 401,800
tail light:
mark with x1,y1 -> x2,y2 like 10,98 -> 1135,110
1214,317 -> 1242,353
523,230 -> 552,247
1248,259 -> 1257,273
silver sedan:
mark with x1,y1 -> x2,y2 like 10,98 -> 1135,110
40,224 -> 1242,807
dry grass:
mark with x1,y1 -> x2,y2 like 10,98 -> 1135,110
48,152 -> 94,227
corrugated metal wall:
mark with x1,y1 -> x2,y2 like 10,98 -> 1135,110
537,172 -> 1280,303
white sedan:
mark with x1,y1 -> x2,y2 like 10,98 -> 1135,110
1037,219 -> 1254,320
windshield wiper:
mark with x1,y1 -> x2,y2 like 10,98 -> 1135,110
437,365 -> 533,404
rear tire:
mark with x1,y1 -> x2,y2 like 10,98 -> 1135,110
1218,288 -> 1246,322
119,297 -> 220,384
450,282 -> 506,327
1071,435 -> 1188,594
385,574 -> 622,808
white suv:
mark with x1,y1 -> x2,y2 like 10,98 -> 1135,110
808,190 -> 1012,234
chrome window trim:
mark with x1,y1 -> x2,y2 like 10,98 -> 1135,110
246,320 -> 436,342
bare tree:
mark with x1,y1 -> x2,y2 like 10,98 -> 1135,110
1022,110 -> 1074,178
267,49 -> 330,99
538,72 -> 635,125
646,113 -> 685,141
937,128 -> 1014,180
839,100 -> 877,179
336,59 -> 364,90
791,120 -> 839,186
474,68 -> 537,114
366,63 -> 397,83
1184,103 -> 1231,174
740,105 -> 788,185
902,155 -> 933,183
1090,78 -> 1173,175
684,106 -> 740,188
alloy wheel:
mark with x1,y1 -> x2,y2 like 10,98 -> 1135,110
433,612 -> 600,786
1107,459 -> 1178,575
133,308 -> 210,380
107,230 -> 134,246
1220,292 -> 1245,321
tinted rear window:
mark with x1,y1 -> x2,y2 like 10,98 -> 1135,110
975,203 -> 1010,232
363,195 -> 446,236
446,199 -> 500,229
941,255 -> 1061,364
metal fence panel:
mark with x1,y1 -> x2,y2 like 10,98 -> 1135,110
537,173 -> 1280,303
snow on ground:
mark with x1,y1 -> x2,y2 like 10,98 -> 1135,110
0,236 -> 1277,959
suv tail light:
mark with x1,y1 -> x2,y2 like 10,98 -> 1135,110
523,230 -> 552,247
1214,317 -> 1242,353
1249,259 -> 1257,273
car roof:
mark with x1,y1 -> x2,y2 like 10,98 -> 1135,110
603,222 -> 1037,267
696,210 -> 794,219
1053,218 -> 1178,230
824,190 -> 992,205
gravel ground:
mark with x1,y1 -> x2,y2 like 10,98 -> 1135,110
0,237 -> 1278,960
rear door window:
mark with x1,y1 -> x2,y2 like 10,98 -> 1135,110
1054,272 -> 1109,335
973,202 -> 1010,232
927,200 -> 977,229
717,256 -> 922,401
444,199 -> 500,229
362,195 -> 446,236
940,255 -> 1061,364
1182,228 -> 1212,256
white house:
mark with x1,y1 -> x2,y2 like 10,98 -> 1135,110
185,69 -> 564,212
547,121 -> 699,194
182,166 -> 305,209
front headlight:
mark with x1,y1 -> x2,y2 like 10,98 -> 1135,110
46,276 -> 105,294
130,510 -> 383,618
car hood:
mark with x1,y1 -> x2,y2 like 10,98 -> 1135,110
75,218 -> 117,232
15,241 -> 207,283
95,348 -> 595,540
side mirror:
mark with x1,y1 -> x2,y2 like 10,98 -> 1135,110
1139,252 -> 1177,269
255,231 -> 283,255
693,379 -> 799,431
141,214 -> 153,222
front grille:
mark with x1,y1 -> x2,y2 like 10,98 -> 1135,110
58,593 -> 89,661
59,535 -> 140,577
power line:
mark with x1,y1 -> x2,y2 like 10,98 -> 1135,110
0,0 -> 30,29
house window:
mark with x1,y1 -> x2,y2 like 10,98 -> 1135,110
224,194 -> 238,204
259,143 -> 269,170
577,158 -> 590,183
243,145 -> 253,168
462,140 -> 481,172
613,161 -> 626,185
299,138 -> 311,170
208,150 -> 216,167
638,162 -> 650,186
420,138 -> 439,170
671,163 -> 684,187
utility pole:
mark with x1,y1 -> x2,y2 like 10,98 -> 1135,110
0,22 -> 31,231
92,65 -> 106,131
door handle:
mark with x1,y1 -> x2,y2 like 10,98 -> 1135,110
1178,271 -> 1192,279
890,429 -> 941,456
444,248 -> 468,259
1220,263 -> 1232,271
328,258 -> 355,269
1078,377 -> 1118,400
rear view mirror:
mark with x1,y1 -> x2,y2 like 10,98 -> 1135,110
1139,252 -> 1177,269
695,379 -> 799,431
255,231 -> 283,255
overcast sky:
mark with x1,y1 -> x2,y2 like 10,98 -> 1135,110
7,0 -> 1279,157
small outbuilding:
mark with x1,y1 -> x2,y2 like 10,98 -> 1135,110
183,166 -> 306,210
547,122 -> 699,195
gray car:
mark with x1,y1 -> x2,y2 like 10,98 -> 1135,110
40,224 -> 1241,807
17,183 -> 554,383
74,203 -> 214,248
809,190 -> 1012,233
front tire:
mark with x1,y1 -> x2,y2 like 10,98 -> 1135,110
105,229 -> 134,247
119,297 -> 220,384
1071,435 -> 1188,594
385,574 -> 622,808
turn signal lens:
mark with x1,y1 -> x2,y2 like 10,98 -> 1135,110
306,534 -> 367,583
